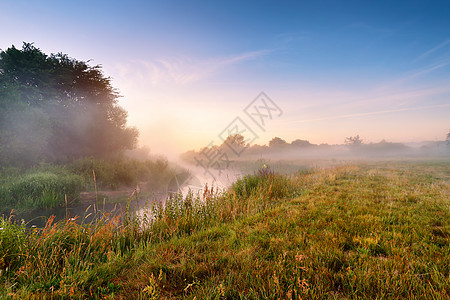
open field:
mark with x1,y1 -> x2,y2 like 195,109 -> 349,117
0,160 -> 449,299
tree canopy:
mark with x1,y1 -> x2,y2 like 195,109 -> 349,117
345,135 -> 363,146
0,42 -> 138,166
269,137 -> 288,148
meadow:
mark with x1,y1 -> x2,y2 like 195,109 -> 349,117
0,159 -> 449,299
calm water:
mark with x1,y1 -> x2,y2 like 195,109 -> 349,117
9,167 -> 240,228
10,193 -> 161,228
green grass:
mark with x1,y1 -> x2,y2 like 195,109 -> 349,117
69,156 -> 176,190
0,161 -> 449,299
0,170 -> 83,209
0,157 -> 181,211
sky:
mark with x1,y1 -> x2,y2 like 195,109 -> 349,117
1,0 -> 450,157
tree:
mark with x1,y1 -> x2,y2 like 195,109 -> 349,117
269,137 -> 288,148
345,135 -> 363,146
0,42 -> 138,165
220,134 -> 248,155
221,134 -> 247,148
446,130 -> 450,147
291,139 -> 313,147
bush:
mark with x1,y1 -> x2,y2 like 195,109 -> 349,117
69,157 -> 172,190
0,171 -> 83,209
0,157 -> 180,211
231,165 -> 296,199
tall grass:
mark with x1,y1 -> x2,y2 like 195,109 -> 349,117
69,156 -> 175,190
0,156 -> 180,211
0,167 -> 297,298
0,171 -> 83,209
0,162 -> 449,298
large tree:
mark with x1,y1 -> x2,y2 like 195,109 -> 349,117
345,135 -> 363,146
269,137 -> 288,148
0,42 -> 138,165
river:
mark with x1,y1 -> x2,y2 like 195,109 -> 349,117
9,165 -> 243,228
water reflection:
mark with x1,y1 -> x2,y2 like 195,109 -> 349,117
10,167 -> 242,228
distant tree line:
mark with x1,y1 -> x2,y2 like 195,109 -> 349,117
180,133 -> 442,163
0,43 -> 138,166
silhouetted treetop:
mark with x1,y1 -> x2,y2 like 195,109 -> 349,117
0,43 -> 117,106
345,135 -> 363,146
0,42 -> 138,165
291,139 -> 313,147
269,137 -> 288,148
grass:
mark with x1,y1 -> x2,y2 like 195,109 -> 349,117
0,160 -> 449,299
0,156 -> 181,211
69,156 -> 177,191
0,170 -> 83,209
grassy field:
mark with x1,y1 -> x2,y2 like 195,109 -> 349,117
0,160 -> 449,299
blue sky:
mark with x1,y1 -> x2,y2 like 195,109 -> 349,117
1,0 -> 449,155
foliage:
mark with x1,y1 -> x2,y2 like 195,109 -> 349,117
231,165 -> 295,199
0,156 -> 178,210
345,134 -> 363,146
69,156 -> 173,190
0,161 -> 449,298
0,170 -> 83,209
219,133 -> 248,154
269,136 -> 288,148
182,134 -> 446,166
291,139 -> 314,147
0,42 -> 138,166
0,217 -> 27,274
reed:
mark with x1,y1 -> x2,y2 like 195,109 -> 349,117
0,161 -> 449,298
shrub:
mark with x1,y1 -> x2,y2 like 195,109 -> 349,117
69,157 -> 172,190
0,171 -> 83,209
231,165 -> 295,199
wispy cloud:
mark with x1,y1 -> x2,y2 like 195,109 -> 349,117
290,103 -> 450,124
412,38 -> 450,63
290,85 -> 450,114
357,85 -> 450,108
404,61 -> 450,81
286,83 -> 450,129
376,59 -> 450,90
115,49 -> 272,86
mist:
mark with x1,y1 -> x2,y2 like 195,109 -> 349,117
179,135 -> 450,189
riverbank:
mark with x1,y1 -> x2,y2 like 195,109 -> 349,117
0,156 -> 184,214
1,160 -> 449,298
